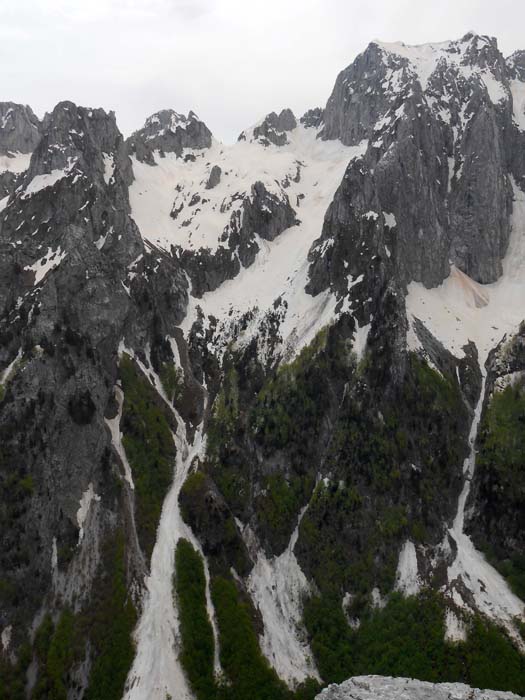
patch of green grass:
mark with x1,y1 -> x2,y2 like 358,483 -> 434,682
120,354 -> 175,560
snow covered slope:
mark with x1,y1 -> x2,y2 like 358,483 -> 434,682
130,121 -> 368,363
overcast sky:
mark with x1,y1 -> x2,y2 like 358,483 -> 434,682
1,0 -> 524,142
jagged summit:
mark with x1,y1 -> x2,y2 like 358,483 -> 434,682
0,101 -> 41,155
30,101 -> 127,181
369,31 -> 506,88
126,107 -> 212,164
238,107 -> 298,146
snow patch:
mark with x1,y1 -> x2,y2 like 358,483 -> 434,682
371,587 -> 387,609
51,537 -> 58,572
0,348 -> 22,385
511,79 -> 525,131
394,540 -> 421,596
176,135 -> 369,363
124,357 -> 221,699
383,211 -> 396,228
407,179 -> 525,361
353,322 -> 371,360
444,609 -> 467,643
21,168 -> 69,198
76,483 -> 100,544
1,625 -> 12,652
0,151 -> 32,175
246,507 -> 320,686
105,385 -> 134,489
24,246 -> 67,285
103,152 -> 115,184
376,36 -> 508,105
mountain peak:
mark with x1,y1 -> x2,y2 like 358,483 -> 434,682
0,102 -> 41,155
127,108 -> 212,164
238,108 -> 297,146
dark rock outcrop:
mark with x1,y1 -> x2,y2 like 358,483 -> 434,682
0,102 -> 41,154
310,32 -> 523,287
126,109 -> 212,164
0,99 -> 189,672
205,164 -> 222,189
300,107 -> 324,129
177,181 -> 298,297
239,108 -> 297,146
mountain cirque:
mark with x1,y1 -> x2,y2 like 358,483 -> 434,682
1,31 -> 525,700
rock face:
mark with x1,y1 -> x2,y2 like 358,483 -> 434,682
317,32 -> 523,285
0,98 -> 191,691
317,676 -> 524,700
239,108 -> 297,145
205,164 -> 222,189
0,102 -> 41,154
176,179 -> 298,297
467,322 -> 525,567
300,107 -> 324,128
126,108 -> 212,164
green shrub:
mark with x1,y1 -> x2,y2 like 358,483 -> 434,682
207,365 -> 240,458
119,354 -> 175,560
174,539 -> 215,700
211,576 -> 289,700
0,639 -> 31,700
33,609 -> 76,700
251,330 -> 330,454
160,362 -> 183,403
303,594 -> 354,683
304,590 -> 525,694
84,531 -> 137,700
476,380 -> 525,599
477,380 -> 525,506
256,473 -> 308,546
